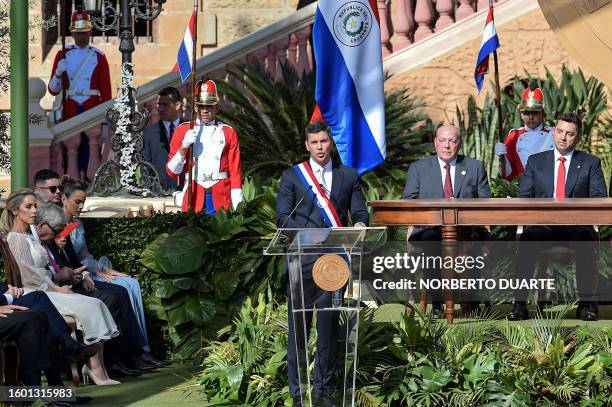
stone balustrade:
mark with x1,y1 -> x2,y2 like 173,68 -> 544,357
31,0 -> 508,183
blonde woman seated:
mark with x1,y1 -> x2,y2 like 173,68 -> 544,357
0,189 -> 120,386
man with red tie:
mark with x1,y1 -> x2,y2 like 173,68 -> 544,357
166,80 -> 243,214
495,82 -> 554,181
509,113 -> 608,321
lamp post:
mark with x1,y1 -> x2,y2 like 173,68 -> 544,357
83,0 -> 167,196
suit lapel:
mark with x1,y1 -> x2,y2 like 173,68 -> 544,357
544,151 -> 555,197
330,166 -> 342,206
453,156 -> 466,198
565,151 -> 583,197
430,156 -> 444,198
158,122 -> 170,152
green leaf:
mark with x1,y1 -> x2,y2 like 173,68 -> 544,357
211,271 -> 240,301
155,279 -> 182,299
156,226 -> 206,275
139,233 -> 169,273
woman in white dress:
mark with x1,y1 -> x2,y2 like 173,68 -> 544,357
0,189 -> 120,385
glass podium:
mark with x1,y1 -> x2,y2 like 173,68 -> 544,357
264,227 -> 386,407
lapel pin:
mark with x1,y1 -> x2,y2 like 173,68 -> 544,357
577,165 -> 581,169
461,170 -> 466,176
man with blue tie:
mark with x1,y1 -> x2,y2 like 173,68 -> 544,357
143,87 -> 184,192
509,113 -> 608,321
402,125 -> 491,317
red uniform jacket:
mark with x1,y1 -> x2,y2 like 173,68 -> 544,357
503,125 -> 554,181
166,121 -> 243,213
48,45 -> 112,121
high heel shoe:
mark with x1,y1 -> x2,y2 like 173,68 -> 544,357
82,364 -> 121,386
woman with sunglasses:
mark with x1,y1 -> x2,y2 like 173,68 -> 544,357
0,189 -> 120,385
62,178 -> 169,367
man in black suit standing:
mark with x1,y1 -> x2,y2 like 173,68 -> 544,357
402,125 -> 491,317
276,120 -> 368,407
143,87 -> 184,192
508,113 -> 608,321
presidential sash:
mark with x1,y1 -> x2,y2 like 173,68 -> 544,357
293,161 -> 343,228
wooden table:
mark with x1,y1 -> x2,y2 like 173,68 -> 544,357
368,198 -> 612,323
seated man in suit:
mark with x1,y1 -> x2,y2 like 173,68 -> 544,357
0,302 -> 55,387
402,125 -> 491,317
143,87 -> 184,192
509,113 -> 608,321
276,120 -> 368,407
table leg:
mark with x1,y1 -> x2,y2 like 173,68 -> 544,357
442,225 -> 458,324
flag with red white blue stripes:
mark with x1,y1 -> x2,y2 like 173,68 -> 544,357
474,3 -> 500,93
172,12 -> 195,82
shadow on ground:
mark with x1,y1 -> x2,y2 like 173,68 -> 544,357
75,364 -> 205,407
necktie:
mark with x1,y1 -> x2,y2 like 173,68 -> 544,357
319,168 -> 328,194
556,156 -> 566,199
443,163 -> 453,199
168,122 -> 175,141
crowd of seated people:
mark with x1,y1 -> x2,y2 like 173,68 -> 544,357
0,169 -> 170,405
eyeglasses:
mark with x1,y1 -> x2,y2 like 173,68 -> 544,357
43,222 -> 59,237
38,185 -> 64,194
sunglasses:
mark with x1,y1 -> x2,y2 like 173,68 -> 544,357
39,185 -> 64,194
43,221 -> 60,237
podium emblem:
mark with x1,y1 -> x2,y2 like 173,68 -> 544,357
313,254 -> 350,291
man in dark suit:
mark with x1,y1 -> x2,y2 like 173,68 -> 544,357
402,125 -> 491,317
276,120 -> 368,407
0,302 -> 54,386
509,113 -> 608,321
143,87 -> 184,192
0,284 -> 97,393
0,284 -> 93,360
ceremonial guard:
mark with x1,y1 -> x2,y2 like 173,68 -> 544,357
495,83 -> 554,181
48,9 -> 112,121
166,80 -> 243,214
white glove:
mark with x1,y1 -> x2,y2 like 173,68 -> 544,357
55,59 -> 67,77
494,142 -> 507,156
181,129 -> 197,149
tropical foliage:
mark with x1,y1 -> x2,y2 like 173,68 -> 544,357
196,297 -> 612,406
139,179 -> 284,360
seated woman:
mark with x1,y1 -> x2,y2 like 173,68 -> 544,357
35,202 -> 152,375
62,178 -> 169,367
0,189 -> 120,386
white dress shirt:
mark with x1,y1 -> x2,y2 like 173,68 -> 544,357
553,148 -> 573,198
310,158 -> 333,194
437,156 -> 457,193
162,118 -> 180,141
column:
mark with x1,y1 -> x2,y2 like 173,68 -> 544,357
86,126 -> 102,180
435,0 -> 455,31
295,26 -> 312,76
414,0 -> 434,42
287,33 -> 298,69
394,0 -> 415,51
377,0 -> 392,56
64,135 -> 81,180
10,0 -> 28,189
456,0 -> 475,20
274,36 -> 290,81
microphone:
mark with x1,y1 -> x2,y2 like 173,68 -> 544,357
279,185 -> 313,230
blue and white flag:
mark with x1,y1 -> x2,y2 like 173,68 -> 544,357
172,12 -> 195,82
474,3 -> 500,93
313,1 -> 386,175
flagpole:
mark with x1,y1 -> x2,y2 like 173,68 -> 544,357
490,0 -> 506,178
186,0 -> 198,212
60,0 -> 67,121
